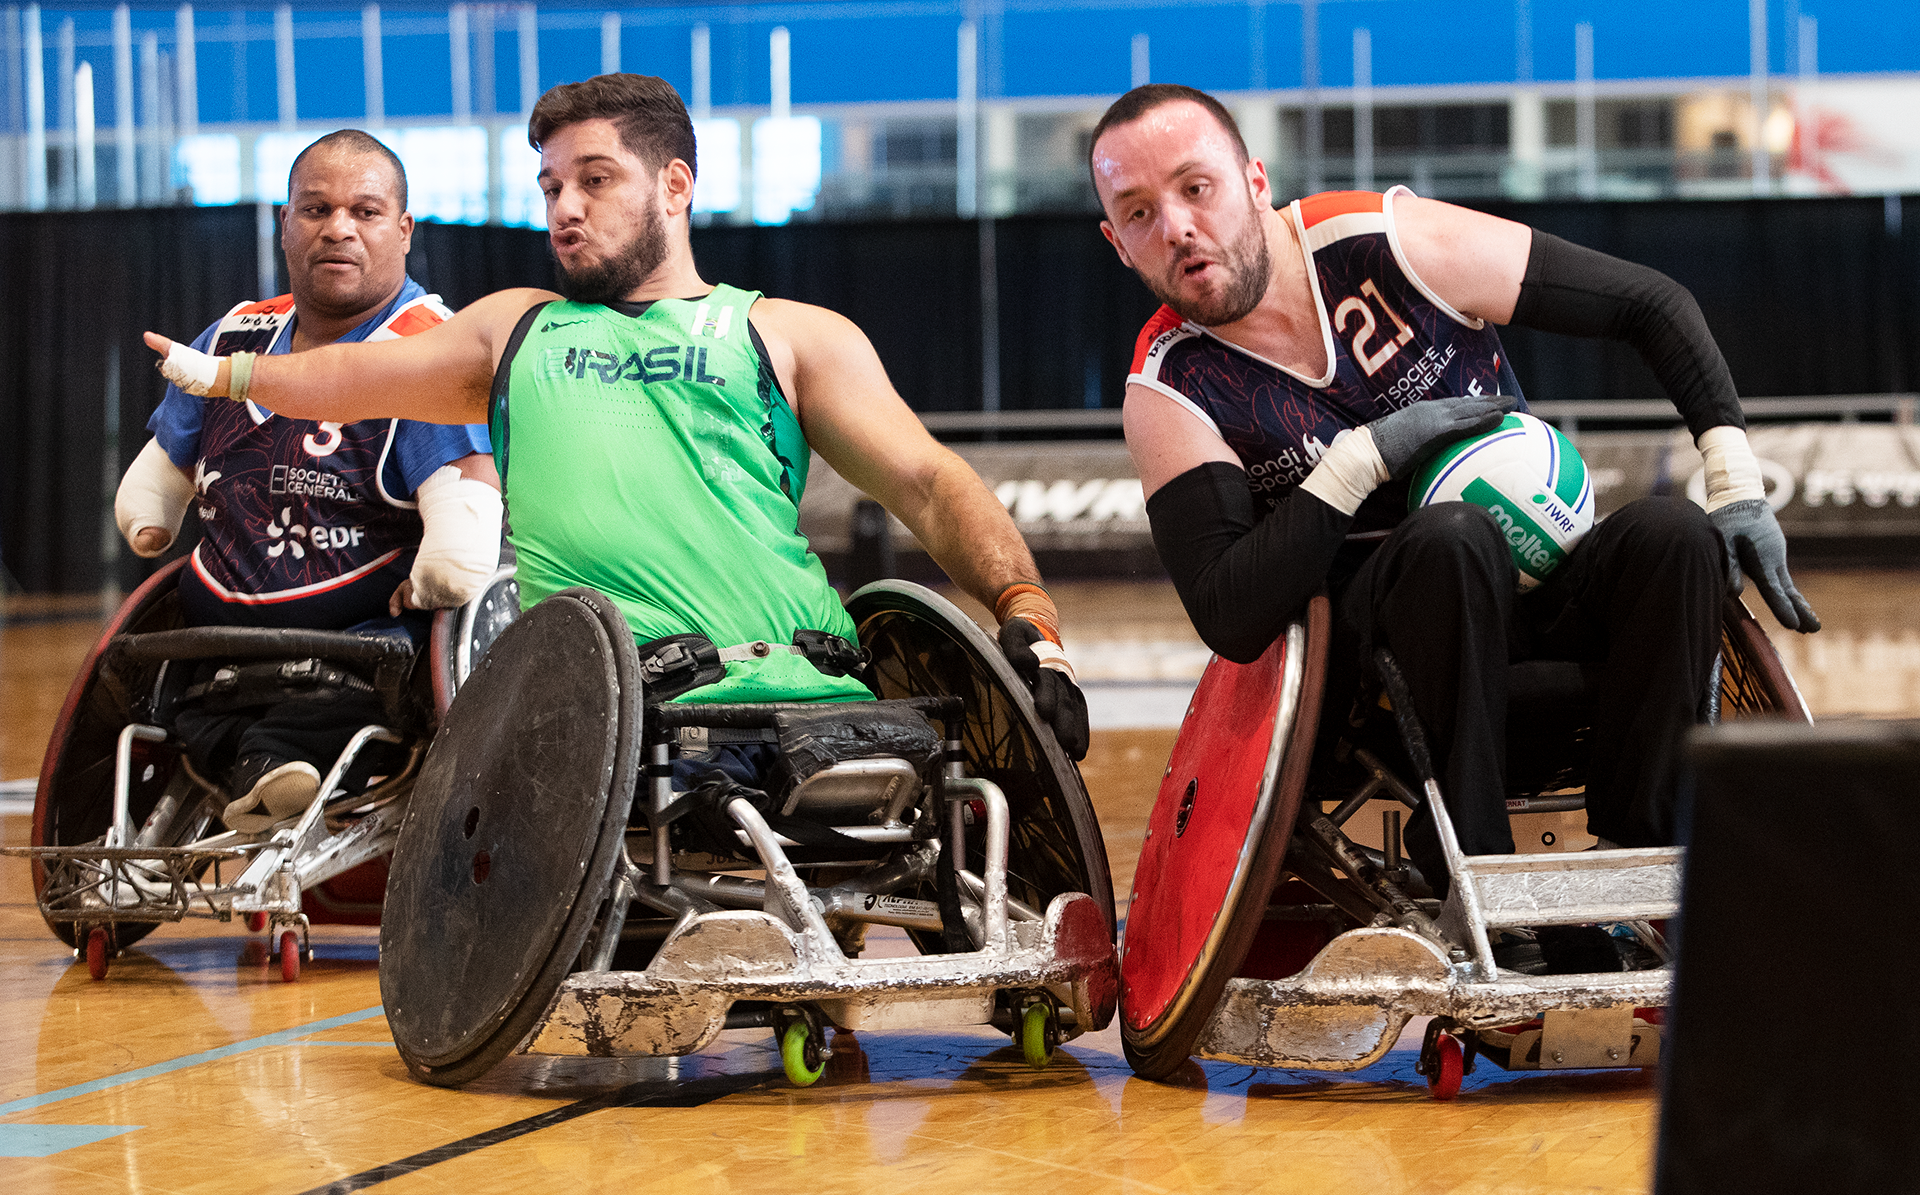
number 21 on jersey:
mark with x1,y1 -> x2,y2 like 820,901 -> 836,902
1334,279 -> 1415,376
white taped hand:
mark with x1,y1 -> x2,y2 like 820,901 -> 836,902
1697,425 -> 1766,512
407,466 -> 504,609
114,437 -> 196,557
1298,426 -> 1390,516
158,340 -> 222,396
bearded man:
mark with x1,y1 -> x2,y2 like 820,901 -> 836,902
143,73 -> 1089,782
1091,84 -> 1815,941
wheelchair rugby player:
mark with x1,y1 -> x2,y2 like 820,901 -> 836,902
143,73 -> 1116,1087
1089,85 -> 1815,1092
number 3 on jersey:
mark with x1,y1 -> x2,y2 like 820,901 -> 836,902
1334,279 -> 1416,376
303,422 -> 344,456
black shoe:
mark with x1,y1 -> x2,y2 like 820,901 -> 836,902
1536,925 -> 1627,975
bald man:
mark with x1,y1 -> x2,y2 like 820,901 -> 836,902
115,130 -> 502,831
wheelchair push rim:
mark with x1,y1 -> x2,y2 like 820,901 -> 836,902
381,587 -> 640,1086
1117,596 -> 1330,1079
847,580 -> 1116,939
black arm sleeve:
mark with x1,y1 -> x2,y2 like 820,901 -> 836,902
1509,229 -> 1744,437
1146,462 -> 1352,665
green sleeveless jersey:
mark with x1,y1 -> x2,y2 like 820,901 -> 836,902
491,284 -> 870,704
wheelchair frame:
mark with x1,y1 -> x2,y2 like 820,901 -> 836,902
1121,594 -> 1809,1095
382,582 -> 1116,1088
5,561 -> 519,982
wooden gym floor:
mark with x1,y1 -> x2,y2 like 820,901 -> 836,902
1,572 -> 1912,1194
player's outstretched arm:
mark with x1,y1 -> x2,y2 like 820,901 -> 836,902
142,288 -> 555,427
759,297 -> 1089,758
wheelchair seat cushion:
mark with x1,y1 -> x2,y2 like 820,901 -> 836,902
765,701 -> 941,799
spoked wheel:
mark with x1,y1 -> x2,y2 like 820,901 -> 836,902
1017,1000 -> 1059,1069
1117,599 -> 1330,1080
33,559 -> 190,953
775,1007 -> 830,1087
848,582 -> 1117,951
1714,596 -> 1812,723
278,930 -> 301,983
85,927 -> 110,981
381,588 -> 640,1088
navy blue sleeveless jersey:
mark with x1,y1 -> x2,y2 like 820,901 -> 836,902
1129,187 -> 1525,541
149,279 -> 491,631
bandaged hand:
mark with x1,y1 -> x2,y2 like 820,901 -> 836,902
995,583 -> 1090,761
1698,426 -> 1819,633
143,332 -> 227,396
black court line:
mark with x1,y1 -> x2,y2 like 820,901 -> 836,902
295,1071 -> 768,1194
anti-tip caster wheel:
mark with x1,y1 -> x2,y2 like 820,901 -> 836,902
277,930 -> 302,983
775,1008 -> 831,1087
85,927 -> 110,981
1017,1000 -> 1060,1069
1422,1030 -> 1464,1101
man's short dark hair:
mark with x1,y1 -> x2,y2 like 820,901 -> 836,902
528,73 -> 697,179
289,129 -> 408,211
1088,84 -> 1249,190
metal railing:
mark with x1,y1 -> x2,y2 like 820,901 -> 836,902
914,395 -> 1920,437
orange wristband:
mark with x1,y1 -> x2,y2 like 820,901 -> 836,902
995,582 -> 1062,646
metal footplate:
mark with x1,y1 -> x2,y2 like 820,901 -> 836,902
526,889 -> 1115,1057
1440,846 -> 1682,976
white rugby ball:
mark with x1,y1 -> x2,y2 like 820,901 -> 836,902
1408,411 -> 1594,590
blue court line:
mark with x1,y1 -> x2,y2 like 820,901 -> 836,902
0,1124 -> 143,1157
0,1004 -> 386,1117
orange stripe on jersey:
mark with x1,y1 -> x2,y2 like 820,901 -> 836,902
236,294 -> 296,315
1298,190 -> 1384,229
1130,305 -> 1185,373
384,303 -> 445,338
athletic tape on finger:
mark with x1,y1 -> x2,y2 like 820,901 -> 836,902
1030,639 -> 1078,684
159,341 -> 221,396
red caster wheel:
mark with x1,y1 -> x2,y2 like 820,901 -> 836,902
1427,1031 -> 1464,1101
246,911 -> 269,933
85,927 -> 110,981
278,930 -> 301,983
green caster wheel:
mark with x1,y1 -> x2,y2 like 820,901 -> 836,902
779,1016 -> 829,1087
1018,1001 -> 1059,1069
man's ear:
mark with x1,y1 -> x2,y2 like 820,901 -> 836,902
398,210 -> 415,253
661,158 -> 695,217
1246,156 -> 1273,208
1099,220 -> 1133,269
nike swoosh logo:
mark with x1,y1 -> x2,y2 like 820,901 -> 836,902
541,320 -> 589,331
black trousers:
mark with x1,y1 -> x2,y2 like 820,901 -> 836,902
1329,497 -> 1725,886
172,688 -> 394,801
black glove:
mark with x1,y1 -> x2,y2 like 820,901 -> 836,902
1709,498 -> 1820,632
997,617 -> 1090,761
1368,394 -> 1516,479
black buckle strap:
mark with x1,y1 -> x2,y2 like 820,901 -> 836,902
791,629 -> 870,677
637,629 -> 868,701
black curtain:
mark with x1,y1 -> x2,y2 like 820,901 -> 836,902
4,195 -> 1915,592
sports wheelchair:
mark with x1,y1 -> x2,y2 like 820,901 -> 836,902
379,582 -> 1117,1088
1119,593 -> 1807,1098
6,556 -> 519,982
